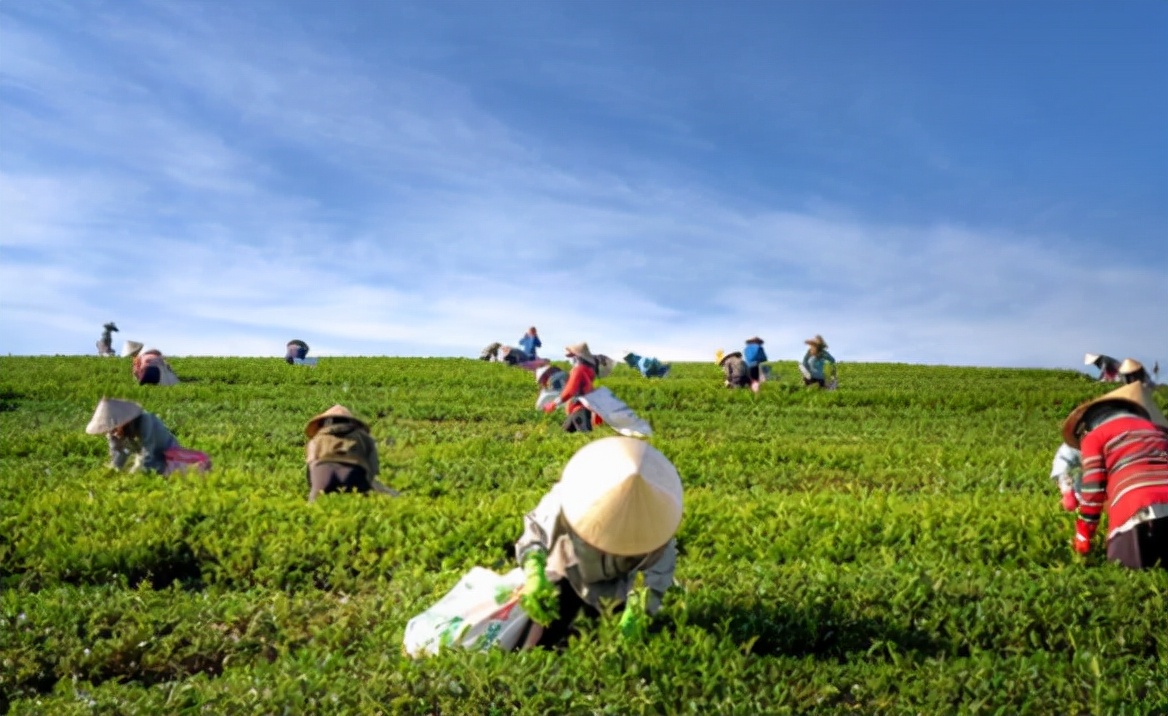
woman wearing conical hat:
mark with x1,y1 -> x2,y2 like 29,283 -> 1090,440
305,405 -> 398,502
96,322 -> 118,357
1062,382 -> 1168,569
1118,358 -> 1156,388
741,337 -> 768,393
514,437 -> 684,645
1083,353 -> 1121,383
86,398 -> 180,474
128,345 -> 179,386
285,339 -> 310,365
800,334 -> 837,389
716,350 -> 750,389
542,342 -> 602,433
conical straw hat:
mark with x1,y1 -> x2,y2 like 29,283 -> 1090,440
85,398 -> 143,435
305,404 -> 368,437
1083,353 -> 1100,366
804,334 -> 827,348
565,342 -> 596,365
1119,358 -> 1143,375
559,436 -> 683,556
122,340 -> 144,358
1061,382 -> 1168,449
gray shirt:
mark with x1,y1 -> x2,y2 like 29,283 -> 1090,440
108,412 -> 179,473
515,482 -> 677,613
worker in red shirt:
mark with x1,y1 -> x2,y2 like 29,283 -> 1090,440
543,342 -> 602,433
1062,382 -> 1168,569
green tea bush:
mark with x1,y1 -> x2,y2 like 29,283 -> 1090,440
2,357 -> 1166,714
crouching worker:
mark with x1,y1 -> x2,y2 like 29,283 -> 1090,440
623,352 -> 671,379
515,436 -> 683,646
305,405 -> 399,503
542,343 -> 602,432
1063,382 -> 1168,569
717,350 -> 750,389
85,398 -> 210,475
286,339 -> 310,364
125,343 -> 179,386
535,365 -> 568,410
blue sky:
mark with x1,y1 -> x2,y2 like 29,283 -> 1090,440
1,0 -> 1165,367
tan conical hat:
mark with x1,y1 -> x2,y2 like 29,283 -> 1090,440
559,436 -> 683,556
804,334 -> 827,348
1083,353 -> 1100,366
85,397 -> 143,435
305,404 -> 368,437
1061,382 -> 1168,449
565,342 -> 596,365
1119,358 -> 1144,375
122,340 -> 144,358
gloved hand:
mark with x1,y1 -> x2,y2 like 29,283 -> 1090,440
541,402 -> 557,414
519,550 -> 559,626
619,580 -> 650,640
1073,519 -> 1096,555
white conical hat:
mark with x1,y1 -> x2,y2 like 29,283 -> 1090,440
85,398 -> 143,435
1119,358 -> 1143,375
559,436 -> 683,556
1083,353 -> 1100,366
595,355 -> 615,378
122,341 -> 145,358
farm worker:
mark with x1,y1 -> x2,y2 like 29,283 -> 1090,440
131,347 -> 179,386
499,345 -> 532,366
622,351 -> 671,379
85,397 -> 178,474
800,334 -> 837,388
515,436 -> 683,646
742,337 -> 768,393
305,405 -> 399,503
96,322 -> 118,357
718,350 -> 750,389
1050,443 -> 1083,511
519,327 -> 542,360
286,339 -> 310,364
543,342 -> 602,433
480,342 -> 503,361
1062,382 -> 1168,569
1119,358 -> 1156,388
1084,353 -> 1121,383
535,365 -> 569,410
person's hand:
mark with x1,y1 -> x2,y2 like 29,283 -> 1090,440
520,550 -> 559,626
541,402 -> 556,414
1060,490 -> 1079,512
1073,519 -> 1095,555
619,583 -> 649,640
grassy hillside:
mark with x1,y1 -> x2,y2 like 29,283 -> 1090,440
2,356 -> 1166,715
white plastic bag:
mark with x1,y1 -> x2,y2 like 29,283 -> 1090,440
576,386 -> 653,438
403,567 -> 530,658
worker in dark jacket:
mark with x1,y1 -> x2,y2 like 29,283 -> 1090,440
717,350 -> 750,389
96,322 -> 118,357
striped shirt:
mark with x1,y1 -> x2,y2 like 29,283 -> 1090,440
1078,416 -> 1168,538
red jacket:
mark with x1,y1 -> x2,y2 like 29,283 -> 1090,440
1078,416 -> 1168,538
559,363 -> 596,415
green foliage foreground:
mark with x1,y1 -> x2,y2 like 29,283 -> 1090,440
2,357 -> 1166,715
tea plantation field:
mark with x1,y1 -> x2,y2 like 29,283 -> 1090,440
2,356 -> 1166,715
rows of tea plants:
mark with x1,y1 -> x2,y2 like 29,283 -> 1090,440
2,356 -> 1166,714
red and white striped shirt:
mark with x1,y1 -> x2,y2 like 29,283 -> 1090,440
1078,416 -> 1168,538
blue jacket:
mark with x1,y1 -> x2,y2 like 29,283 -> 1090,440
518,333 -> 541,358
743,343 -> 768,367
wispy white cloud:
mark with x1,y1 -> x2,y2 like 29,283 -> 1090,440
0,1 -> 1164,368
